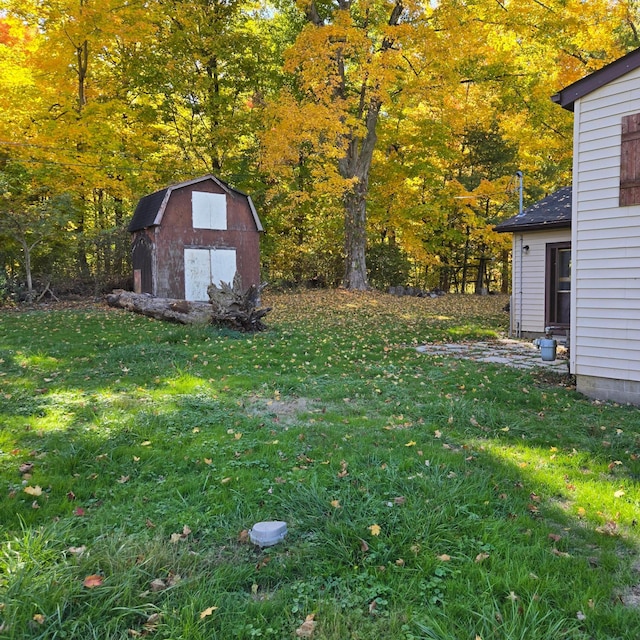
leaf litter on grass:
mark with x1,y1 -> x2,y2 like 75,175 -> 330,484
2,292 -> 640,639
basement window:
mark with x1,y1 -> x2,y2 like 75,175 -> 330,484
620,113 -> 640,206
192,191 -> 227,229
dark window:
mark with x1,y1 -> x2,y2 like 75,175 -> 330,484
546,242 -> 571,327
620,113 -> 640,206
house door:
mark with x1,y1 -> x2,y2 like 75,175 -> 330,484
184,248 -> 237,301
546,243 -> 571,327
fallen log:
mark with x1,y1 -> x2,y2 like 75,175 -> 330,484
105,290 -> 214,325
106,277 -> 272,332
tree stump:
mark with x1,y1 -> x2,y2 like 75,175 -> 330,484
207,275 -> 271,332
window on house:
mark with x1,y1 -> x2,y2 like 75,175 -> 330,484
192,191 -> 227,229
620,113 -> 640,206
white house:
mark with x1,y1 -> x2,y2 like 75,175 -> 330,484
552,48 -> 640,405
495,187 -> 572,338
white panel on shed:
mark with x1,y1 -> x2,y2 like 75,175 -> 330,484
192,191 -> 227,230
210,249 -> 237,287
184,248 -> 212,301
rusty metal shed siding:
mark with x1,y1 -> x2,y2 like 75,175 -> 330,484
129,176 -> 262,299
151,181 -> 260,299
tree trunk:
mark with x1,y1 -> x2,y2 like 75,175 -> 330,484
338,102 -> 380,290
106,291 -> 214,324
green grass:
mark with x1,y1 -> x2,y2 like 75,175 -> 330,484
1,291 -> 639,639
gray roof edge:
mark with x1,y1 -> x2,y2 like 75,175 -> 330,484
551,48 -> 640,111
494,219 -> 571,233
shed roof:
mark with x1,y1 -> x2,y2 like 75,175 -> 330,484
551,47 -> 640,111
128,175 -> 263,233
494,186 -> 572,233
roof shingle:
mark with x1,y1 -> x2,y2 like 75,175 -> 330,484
494,186 -> 571,233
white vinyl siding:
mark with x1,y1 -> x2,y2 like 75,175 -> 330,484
510,229 -> 570,335
192,191 -> 227,230
572,66 -> 640,384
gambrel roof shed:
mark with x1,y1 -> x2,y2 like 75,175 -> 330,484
128,175 -> 263,301
129,175 -> 263,233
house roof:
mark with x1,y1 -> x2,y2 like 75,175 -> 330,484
494,186 -> 572,233
551,47 -> 640,112
128,175 -> 264,233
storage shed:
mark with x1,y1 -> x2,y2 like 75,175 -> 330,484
494,187 -> 572,338
128,176 -> 263,301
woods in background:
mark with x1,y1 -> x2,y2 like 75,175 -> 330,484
1,0 -> 637,299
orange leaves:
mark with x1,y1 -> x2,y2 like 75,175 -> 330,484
83,574 -> 103,588
295,614 -> 317,639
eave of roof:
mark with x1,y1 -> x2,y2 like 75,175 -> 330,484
551,47 -> 640,112
494,186 -> 572,233
128,175 -> 264,233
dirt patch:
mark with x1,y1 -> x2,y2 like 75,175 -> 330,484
246,397 -> 316,424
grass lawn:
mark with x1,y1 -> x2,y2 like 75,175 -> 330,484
1,290 -> 639,639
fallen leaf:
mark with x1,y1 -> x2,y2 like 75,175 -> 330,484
141,441 -> 152,446
221,477 -> 232,484
199,606 -> 218,619
24,485 -> 42,496
295,614 -> 317,639
551,548 -> 570,558
548,533 -> 562,542
368,524 -> 381,536
360,539 -> 369,552
475,553 -> 490,563
19,462 -> 34,474
614,489 -> 625,498
32,614 -> 45,624
83,574 -> 103,588
405,440 -> 416,447
117,475 -> 130,484
66,491 -> 76,501
437,554 -> 451,562
238,529 -> 250,543
393,496 -> 406,505
330,499 -> 341,509
150,578 -> 167,592
67,545 -> 87,556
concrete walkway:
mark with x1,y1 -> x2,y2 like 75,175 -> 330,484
416,338 -> 569,373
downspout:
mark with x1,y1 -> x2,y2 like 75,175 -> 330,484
516,171 -> 523,338
518,235 -> 524,338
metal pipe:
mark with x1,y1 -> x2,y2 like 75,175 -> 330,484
516,171 -> 523,338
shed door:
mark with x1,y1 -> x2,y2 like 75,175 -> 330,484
184,248 -> 237,301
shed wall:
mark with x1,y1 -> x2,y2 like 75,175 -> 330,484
510,228 -> 571,336
152,181 -> 261,300
572,66 -> 640,398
